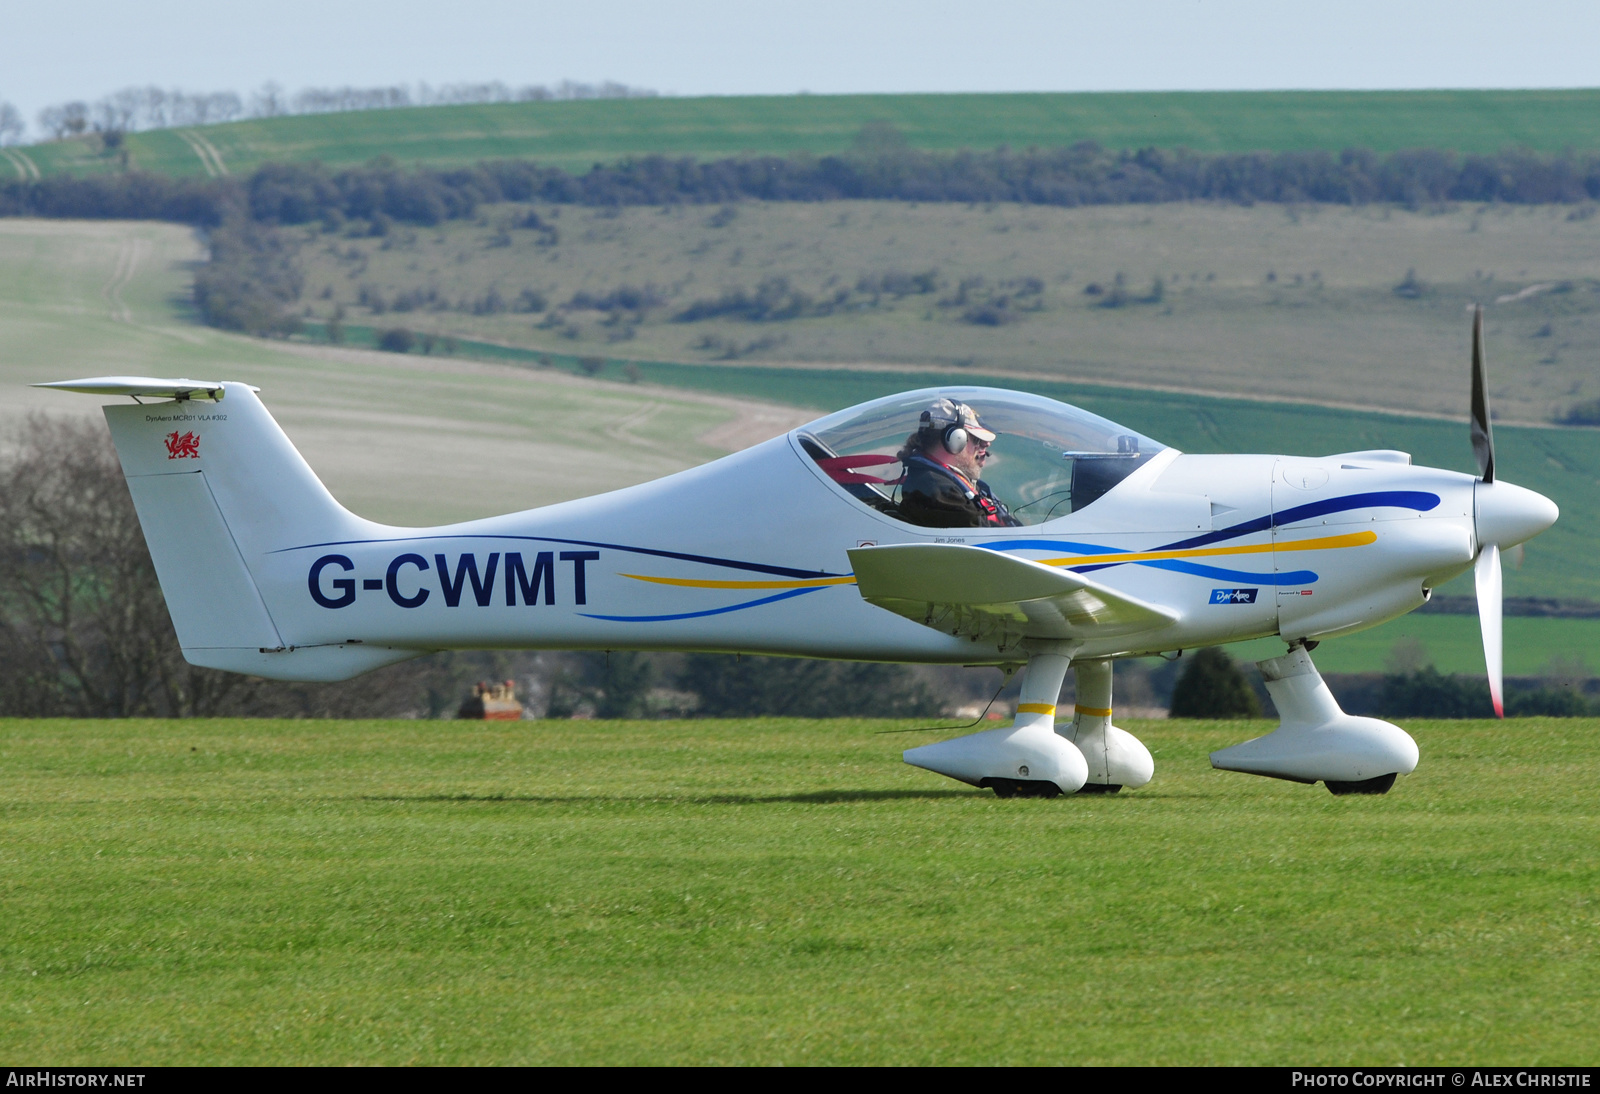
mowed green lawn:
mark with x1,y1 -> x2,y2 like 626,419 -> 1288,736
1,716 -> 1595,1065
19,88 -> 1600,179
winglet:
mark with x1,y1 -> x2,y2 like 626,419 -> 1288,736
32,376 -> 256,402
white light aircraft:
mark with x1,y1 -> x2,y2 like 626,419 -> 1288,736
41,309 -> 1556,798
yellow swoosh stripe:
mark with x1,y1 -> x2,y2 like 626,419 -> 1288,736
619,573 -> 859,590
621,531 -> 1378,590
1038,530 -> 1376,568
1016,703 -> 1057,716
1074,705 -> 1113,717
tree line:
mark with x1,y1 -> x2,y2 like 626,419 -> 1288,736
10,140 -> 1598,340
1166,647 -> 1593,719
3,80 -> 658,144
7,141 -> 1600,226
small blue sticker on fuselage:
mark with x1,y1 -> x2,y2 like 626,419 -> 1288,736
1210,588 -> 1259,604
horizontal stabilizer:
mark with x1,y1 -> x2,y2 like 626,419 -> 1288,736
848,542 -> 1178,643
34,376 -> 254,402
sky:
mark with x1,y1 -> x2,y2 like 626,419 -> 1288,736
5,0 -> 1600,131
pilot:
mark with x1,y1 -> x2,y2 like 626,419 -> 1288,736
897,398 -> 1021,528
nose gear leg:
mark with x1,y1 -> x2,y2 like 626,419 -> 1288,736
1210,644 -> 1418,793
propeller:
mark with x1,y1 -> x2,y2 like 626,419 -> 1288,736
1470,306 -> 1496,484
1475,543 -> 1504,717
1469,305 -> 1502,717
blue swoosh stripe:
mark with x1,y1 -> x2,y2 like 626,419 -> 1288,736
1153,516 -> 1273,552
578,586 -> 824,622
1107,560 -> 1318,584
984,539 -> 1110,553
1159,491 -> 1440,551
984,538 -> 1299,582
994,492 -> 1438,557
985,540 -> 1308,584
984,490 -> 1436,584
274,533 -> 844,580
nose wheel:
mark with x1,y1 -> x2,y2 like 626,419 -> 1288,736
980,778 -> 1064,799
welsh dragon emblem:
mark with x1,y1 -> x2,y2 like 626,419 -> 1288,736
164,430 -> 200,459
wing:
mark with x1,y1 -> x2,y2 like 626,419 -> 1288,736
848,542 -> 1179,644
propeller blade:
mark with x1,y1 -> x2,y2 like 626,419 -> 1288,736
1470,305 -> 1496,483
1475,542 -> 1503,718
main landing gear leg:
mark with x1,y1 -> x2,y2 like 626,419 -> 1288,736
1060,659 -> 1155,793
903,642 -> 1089,798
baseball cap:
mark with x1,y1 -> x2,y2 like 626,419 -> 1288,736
921,398 -> 997,443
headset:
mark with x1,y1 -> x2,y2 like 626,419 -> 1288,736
919,404 -> 969,455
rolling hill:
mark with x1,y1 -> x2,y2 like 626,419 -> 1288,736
11,88 -> 1600,180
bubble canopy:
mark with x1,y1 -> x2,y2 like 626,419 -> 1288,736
793,387 -> 1168,527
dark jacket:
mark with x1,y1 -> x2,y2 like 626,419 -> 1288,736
898,454 -> 1020,528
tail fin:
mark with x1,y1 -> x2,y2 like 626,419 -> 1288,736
99,381 -> 360,561
40,378 -> 420,681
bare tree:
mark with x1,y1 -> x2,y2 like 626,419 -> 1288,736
37,101 -> 88,140
0,415 -> 248,714
0,100 -> 24,145
130,86 -> 170,129
92,95 -> 135,134
249,81 -> 287,118
204,91 -> 244,124
23,80 -> 662,144
292,85 -> 412,115
0,415 -> 498,718
166,90 -> 242,126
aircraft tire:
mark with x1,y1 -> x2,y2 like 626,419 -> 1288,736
1076,783 -> 1123,795
980,778 -> 1064,799
1324,773 -> 1398,796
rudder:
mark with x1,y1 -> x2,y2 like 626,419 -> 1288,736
39,377 -> 412,681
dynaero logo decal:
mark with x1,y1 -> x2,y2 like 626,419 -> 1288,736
164,430 -> 200,459
1209,588 -> 1259,604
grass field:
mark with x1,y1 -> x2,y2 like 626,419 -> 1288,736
0,715 -> 1595,1064
17,89 -> 1600,179
0,219 -> 808,525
